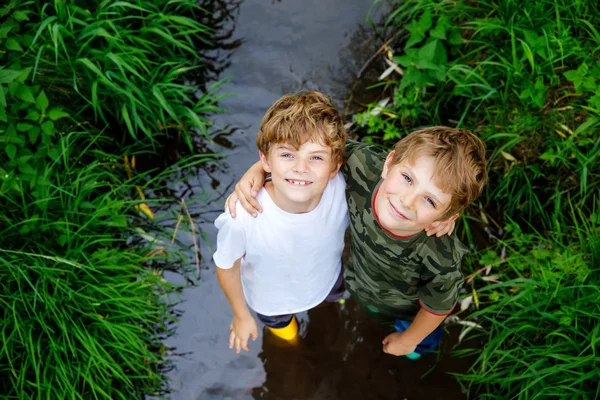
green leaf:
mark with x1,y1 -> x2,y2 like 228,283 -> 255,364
417,9 -> 433,32
0,85 -> 5,107
25,110 -> 40,121
28,127 -> 40,144
35,91 -> 49,113
47,108 -> 69,120
6,144 -> 16,160
18,162 -> 35,175
5,38 -> 23,52
0,69 -> 24,84
406,32 -> 425,48
48,146 -> 60,161
16,123 -> 34,132
121,103 -> 135,138
15,84 -> 35,103
430,15 -> 451,40
0,25 -> 12,39
41,120 -> 55,136
417,39 -> 447,66
13,11 -> 30,22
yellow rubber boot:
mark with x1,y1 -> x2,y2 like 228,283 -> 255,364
268,316 -> 298,340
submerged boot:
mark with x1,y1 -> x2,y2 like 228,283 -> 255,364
268,316 -> 298,340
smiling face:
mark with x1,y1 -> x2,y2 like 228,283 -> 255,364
374,152 -> 458,237
259,141 -> 341,214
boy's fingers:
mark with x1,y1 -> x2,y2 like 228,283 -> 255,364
226,193 -> 239,218
250,181 -> 261,199
235,337 -> 241,354
229,330 -> 235,349
238,196 -> 258,217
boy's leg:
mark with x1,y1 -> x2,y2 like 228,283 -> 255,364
256,312 -> 298,340
394,319 -> 444,355
324,267 -> 345,302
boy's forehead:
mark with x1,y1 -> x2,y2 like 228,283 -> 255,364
274,140 -> 332,152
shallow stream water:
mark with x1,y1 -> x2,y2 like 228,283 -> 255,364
158,1 -> 472,399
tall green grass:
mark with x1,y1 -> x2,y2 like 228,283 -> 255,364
1,1 -> 225,397
455,203 -> 600,399
26,0 -> 226,149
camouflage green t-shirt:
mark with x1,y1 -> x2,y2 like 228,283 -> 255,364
341,141 -> 469,321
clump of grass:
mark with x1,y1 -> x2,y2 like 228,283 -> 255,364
26,0 -> 226,149
1,130 -> 170,398
0,1 -> 224,398
454,204 -> 600,399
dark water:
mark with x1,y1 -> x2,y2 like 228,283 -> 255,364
159,1 -> 472,399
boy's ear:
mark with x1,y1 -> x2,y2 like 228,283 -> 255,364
443,213 -> 460,223
329,161 -> 342,179
259,151 -> 272,173
381,151 -> 395,179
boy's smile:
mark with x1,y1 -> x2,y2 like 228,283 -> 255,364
260,141 -> 341,214
374,151 -> 457,237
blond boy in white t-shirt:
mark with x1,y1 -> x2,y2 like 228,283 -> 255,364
213,91 -> 348,353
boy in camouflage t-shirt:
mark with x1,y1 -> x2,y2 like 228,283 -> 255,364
229,126 -> 487,357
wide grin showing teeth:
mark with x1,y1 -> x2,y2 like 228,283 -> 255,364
286,179 -> 312,186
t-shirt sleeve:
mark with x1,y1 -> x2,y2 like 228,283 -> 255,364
418,261 -> 464,316
212,206 -> 247,269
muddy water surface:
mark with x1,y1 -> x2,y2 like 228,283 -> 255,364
161,1 -> 471,399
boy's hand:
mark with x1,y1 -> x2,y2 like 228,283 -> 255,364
225,162 -> 265,218
425,219 -> 456,237
382,332 -> 418,356
229,315 -> 259,353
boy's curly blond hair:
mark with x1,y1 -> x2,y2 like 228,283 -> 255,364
391,126 -> 488,218
256,91 -> 346,168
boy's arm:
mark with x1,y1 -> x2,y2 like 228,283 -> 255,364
216,259 -> 259,353
225,161 -> 265,217
382,309 -> 445,356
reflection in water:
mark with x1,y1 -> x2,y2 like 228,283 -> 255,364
152,1 -> 475,399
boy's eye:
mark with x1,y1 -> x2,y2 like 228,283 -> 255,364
311,156 -> 323,161
402,174 -> 412,184
281,153 -> 293,158
426,197 -> 436,208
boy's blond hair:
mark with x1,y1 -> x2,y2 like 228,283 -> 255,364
391,126 -> 487,218
256,91 -> 346,168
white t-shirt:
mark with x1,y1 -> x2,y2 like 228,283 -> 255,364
213,172 -> 349,316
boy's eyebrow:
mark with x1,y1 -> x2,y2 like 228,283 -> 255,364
403,166 -> 444,205
275,143 -> 295,151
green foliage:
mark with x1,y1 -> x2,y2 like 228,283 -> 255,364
20,0 -> 224,149
455,204 -> 600,399
1,0 -> 224,398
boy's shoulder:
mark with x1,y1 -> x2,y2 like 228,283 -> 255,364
412,233 -> 469,270
343,140 -> 387,186
345,140 -> 388,165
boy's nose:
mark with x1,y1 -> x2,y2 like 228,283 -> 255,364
293,159 -> 308,173
401,193 -> 417,210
